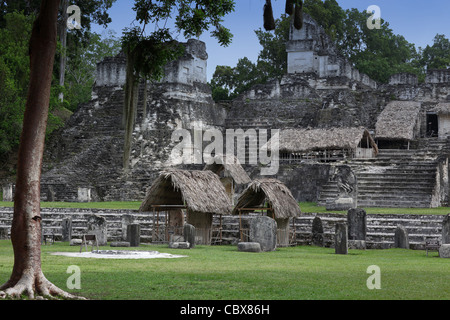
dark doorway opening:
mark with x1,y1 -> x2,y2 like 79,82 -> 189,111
426,113 -> 438,137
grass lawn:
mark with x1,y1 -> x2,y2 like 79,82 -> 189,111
1,201 -> 449,215
0,240 -> 448,300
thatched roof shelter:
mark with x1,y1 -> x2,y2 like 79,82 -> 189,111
231,178 -> 301,219
203,154 -> 251,185
263,127 -> 378,154
375,101 -> 421,141
139,169 -> 232,215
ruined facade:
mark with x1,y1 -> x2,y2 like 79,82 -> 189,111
27,15 -> 450,208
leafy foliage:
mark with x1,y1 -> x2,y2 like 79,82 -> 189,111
123,0 -> 235,81
420,34 -> 450,70
0,12 -> 33,160
64,30 -> 122,112
211,15 -> 291,101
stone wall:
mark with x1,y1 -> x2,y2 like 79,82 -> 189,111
0,207 -> 444,250
227,73 -> 385,131
245,163 -> 332,202
95,53 -> 127,87
163,39 -> 208,85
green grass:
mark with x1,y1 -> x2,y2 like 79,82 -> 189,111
298,202 -> 450,215
0,201 -> 448,215
0,241 -> 448,300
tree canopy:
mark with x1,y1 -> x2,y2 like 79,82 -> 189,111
0,3 -> 120,164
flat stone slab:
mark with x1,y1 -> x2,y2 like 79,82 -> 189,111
110,241 -> 130,247
69,239 -> 82,246
439,244 -> 450,258
348,240 -> 366,250
169,242 -> 190,249
237,242 -> 261,253
51,250 -> 187,259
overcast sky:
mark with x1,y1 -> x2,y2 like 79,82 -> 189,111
91,0 -> 450,81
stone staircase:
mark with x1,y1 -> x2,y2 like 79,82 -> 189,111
318,138 -> 450,208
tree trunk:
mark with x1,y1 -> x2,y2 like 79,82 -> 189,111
0,0 -> 78,300
58,0 -> 69,102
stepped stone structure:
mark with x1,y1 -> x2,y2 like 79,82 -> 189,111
0,14 -> 448,220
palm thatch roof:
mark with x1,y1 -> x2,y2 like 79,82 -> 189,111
139,169 -> 232,214
203,154 -> 252,185
231,178 -> 301,219
263,127 -> 377,154
375,101 -> 421,141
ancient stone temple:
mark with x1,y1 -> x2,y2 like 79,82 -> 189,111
32,14 -> 450,209
41,39 -> 226,202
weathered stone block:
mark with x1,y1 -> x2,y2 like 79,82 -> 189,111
61,217 -> 72,242
311,216 -> 324,247
127,224 -> 140,247
78,187 -> 91,202
335,223 -> 348,255
394,225 -> 410,249
348,240 -> 366,250
169,242 -> 190,249
442,214 -> 450,244
0,227 -> 9,240
70,239 -> 82,246
249,216 -> 277,252
326,197 -> 356,211
121,214 -> 134,241
183,223 -> 196,248
439,244 -> 450,258
86,214 -> 107,246
347,208 -> 367,240
2,184 -> 13,202
237,242 -> 261,253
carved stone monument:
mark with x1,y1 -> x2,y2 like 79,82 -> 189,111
121,214 -> 134,241
61,217 -> 72,242
394,225 -> 410,249
326,166 -> 357,211
249,216 -> 277,252
86,214 -> 107,246
347,208 -> 366,249
127,224 -> 140,247
311,216 -> 324,247
183,223 -> 196,249
442,214 -> 450,244
335,223 -> 348,255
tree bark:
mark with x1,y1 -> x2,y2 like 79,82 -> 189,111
58,0 -> 69,102
0,0 -> 78,299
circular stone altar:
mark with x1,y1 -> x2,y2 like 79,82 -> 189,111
50,250 -> 187,259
